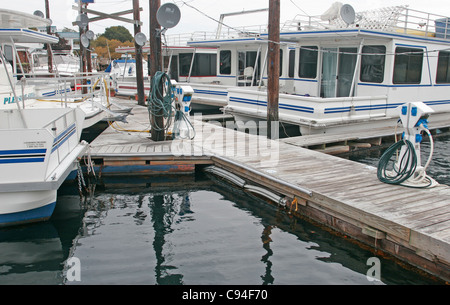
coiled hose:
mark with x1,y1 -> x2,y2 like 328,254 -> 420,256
377,139 -> 417,185
148,71 -> 175,132
377,128 -> 438,188
147,71 -> 195,139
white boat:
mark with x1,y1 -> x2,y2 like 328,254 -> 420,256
187,4 -> 450,134
0,107 -> 87,227
31,50 -> 81,77
0,9 -> 129,130
112,45 -> 219,110
0,9 -> 89,227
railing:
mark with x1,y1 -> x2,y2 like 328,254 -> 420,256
164,24 -> 269,45
281,6 -> 450,39
22,72 -> 108,102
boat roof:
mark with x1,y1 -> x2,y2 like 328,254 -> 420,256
115,45 -> 217,54
187,36 -> 267,48
0,9 -> 51,28
0,9 -> 58,44
187,5 -> 450,47
0,28 -> 59,44
188,28 -> 450,48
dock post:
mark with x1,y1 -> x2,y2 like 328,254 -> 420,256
133,0 -> 146,106
45,0 -> 53,75
267,0 -> 280,140
149,0 -> 165,141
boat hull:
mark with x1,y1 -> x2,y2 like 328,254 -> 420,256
0,190 -> 56,227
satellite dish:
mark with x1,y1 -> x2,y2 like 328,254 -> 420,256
340,4 -> 355,25
135,32 -> 147,46
76,13 -> 89,28
80,34 -> 90,48
156,3 -> 181,29
85,30 -> 95,40
33,10 -> 44,18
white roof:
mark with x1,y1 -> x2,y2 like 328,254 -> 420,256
0,29 -> 59,44
0,9 -> 51,28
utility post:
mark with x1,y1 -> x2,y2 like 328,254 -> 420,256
149,0 -> 164,141
133,0 -> 145,106
86,23 -> 92,73
267,0 -> 280,140
77,0 -> 88,94
45,0 -> 53,75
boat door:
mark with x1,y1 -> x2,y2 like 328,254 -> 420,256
237,50 -> 261,86
320,47 -> 357,98
321,48 -> 338,98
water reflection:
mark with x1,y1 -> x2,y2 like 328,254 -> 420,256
0,193 -> 86,285
0,174 -> 442,285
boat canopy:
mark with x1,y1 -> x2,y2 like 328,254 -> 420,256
105,59 -> 136,73
0,9 -> 52,28
0,28 -> 59,44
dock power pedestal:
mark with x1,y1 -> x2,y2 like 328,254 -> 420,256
172,81 -> 195,140
377,102 -> 438,188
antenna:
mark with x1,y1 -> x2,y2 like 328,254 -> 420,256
135,32 -> 147,46
85,30 -> 95,40
33,10 -> 44,18
76,13 -> 89,28
80,34 -> 90,48
156,3 -> 181,29
340,4 -> 355,25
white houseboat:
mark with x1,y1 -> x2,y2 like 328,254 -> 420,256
187,4 -> 450,134
112,45 -> 219,110
0,9 -> 128,130
0,9 -> 88,226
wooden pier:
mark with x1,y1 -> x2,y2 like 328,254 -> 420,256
87,100 -> 450,282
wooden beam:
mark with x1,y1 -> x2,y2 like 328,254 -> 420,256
149,0 -> 165,141
133,0 -> 145,106
71,6 -> 143,26
267,0 -> 280,140
88,8 -> 142,23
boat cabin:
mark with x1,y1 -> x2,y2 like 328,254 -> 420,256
114,45 -> 217,83
187,5 -> 450,113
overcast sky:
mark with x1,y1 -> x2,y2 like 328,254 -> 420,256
4,0 -> 450,38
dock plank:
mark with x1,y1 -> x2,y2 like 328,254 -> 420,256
86,101 -> 450,281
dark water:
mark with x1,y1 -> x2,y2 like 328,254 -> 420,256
0,170 -> 443,285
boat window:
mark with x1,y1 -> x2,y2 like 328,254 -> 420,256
179,53 -> 193,76
279,49 -> 283,76
337,47 -> 357,97
436,51 -> 450,83
3,45 -> 14,68
360,45 -> 386,83
220,50 -> 231,75
289,49 -> 295,78
299,46 -> 318,78
237,51 -> 261,86
393,47 -> 423,84
179,53 -> 217,77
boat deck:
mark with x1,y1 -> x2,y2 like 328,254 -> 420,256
87,99 -> 450,282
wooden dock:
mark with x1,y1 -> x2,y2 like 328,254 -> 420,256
87,100 -> 450,282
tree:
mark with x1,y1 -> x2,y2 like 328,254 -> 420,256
91,37 -> 134,69
100,26 -> 133,43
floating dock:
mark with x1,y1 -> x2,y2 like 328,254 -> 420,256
86,99 -> 450,282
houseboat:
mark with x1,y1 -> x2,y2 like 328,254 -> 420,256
0,9 -> 88,226
187,4 -> 450,134
112,45 -> 219,110
0,9 -> 128,129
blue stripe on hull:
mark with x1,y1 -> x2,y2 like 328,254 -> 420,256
0,201 -> 56,227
